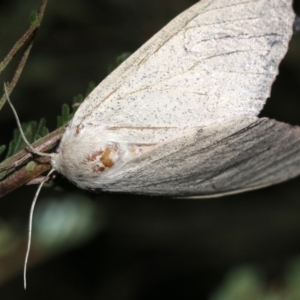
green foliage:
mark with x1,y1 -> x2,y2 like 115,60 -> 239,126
108,52 -> 131,74
57,81 -> 95,128
0,145 -> 6,156
72,95 -> 84,109
71,81 -> 95,114
210,258 -> 300,300
5,119 -> 48,159
57,104 -> 70,128
29,10 -> 39,26
210,267 -> 264,300
33,118 -> 48,140
84,81 -> 96,96
285,259 -> 300,300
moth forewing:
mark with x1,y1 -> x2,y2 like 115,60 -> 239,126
51,0 -> 296,197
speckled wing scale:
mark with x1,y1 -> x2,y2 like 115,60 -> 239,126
97,117 -> 300,197
51,0 -> 299,197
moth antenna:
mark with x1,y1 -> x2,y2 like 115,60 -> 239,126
3,83 -> 53,158
24,168 -> 55,290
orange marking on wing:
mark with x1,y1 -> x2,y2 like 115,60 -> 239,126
92,165 -> 105,172
88,146 -> 117,172
88,150 -> 104,162
100,148 -> 114,168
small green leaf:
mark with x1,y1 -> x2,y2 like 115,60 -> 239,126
6,124 -> 30,158
57,104 -> 70,127
41,127 -> 49,137
71,94 -> 83,116
30,10 -> 39,26
62,104 -> 70,123
70,82 -> 96,116
85,82 -> 95,96
0,145 -> 6,157
34,118 -> 48,141
3,120 -> 49,159
26,161 -> 37,172
210,266 -> 264,300
108,52 -> 131,74
73,94 -> 84,105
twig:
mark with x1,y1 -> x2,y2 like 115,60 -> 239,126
0,126 -> 65,198
0,0 -> 48,110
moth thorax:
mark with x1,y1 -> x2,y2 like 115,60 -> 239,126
51,140 -> 130,187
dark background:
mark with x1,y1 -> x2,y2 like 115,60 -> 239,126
0,0 -> 300,299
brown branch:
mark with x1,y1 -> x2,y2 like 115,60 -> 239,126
0,0 -> 52,198
0,126 -> 65,198
5,42 -> 33,96
0,0 -> 48,110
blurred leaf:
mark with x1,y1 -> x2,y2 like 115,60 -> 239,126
34,194 -> 105,250
71,82 -> 95,116
57,104 -> 70,127
108,52 -> 131,74
3,119 -> 48,159
34,118 -> 49,140
211,266 -> 264,300
72,94 -> 84,106
0,145 -> 6,157
210,258 -> 300,300
29,10 -> 39,26
84,81 -> 95,96
284,258 -> 300,300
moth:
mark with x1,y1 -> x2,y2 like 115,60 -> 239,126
8,0 -> 297,289
49,0 -> 299,198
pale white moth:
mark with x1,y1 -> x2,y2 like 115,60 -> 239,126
5,0 -> 299,289
52,0 -> 297,198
